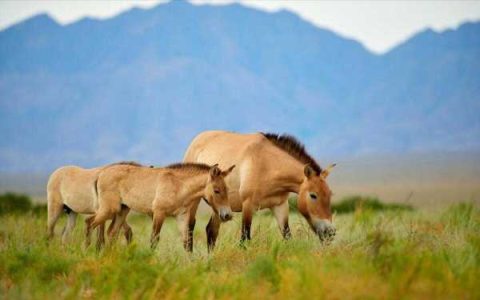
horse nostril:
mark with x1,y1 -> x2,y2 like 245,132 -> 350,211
220,210 -> 232,221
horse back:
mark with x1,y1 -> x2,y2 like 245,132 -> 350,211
184,131 -> 292,209
96,165 -> 162,214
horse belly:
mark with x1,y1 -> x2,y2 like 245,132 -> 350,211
122,193 -> 154,215
258,194 -> 289,210
63,190 -> 96,214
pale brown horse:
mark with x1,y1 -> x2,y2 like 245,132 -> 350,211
47,161 -> 142,247
183,131 -> 336,250
87,162 -> 235,250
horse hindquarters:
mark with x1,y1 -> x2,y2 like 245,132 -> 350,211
86,189 -> 123,249
106,205 -> 131,243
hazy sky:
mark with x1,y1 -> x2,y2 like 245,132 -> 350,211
1,0 -> 479,53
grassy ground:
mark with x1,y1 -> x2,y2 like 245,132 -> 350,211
0,203 -> 479,299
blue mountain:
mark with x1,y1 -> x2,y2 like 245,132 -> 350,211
0,1 -> 479,171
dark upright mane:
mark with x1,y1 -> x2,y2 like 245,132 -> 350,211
261,133 -> 322,174
107,161 -> 144,167
165,162 -> 211,172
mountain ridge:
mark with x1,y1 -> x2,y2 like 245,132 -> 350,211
0,0 -> 479,172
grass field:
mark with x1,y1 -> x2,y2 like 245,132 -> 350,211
1,202 -> 479,299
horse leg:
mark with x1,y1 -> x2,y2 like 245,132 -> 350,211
47,194 -> 63,240
88,189 -> 122,249
122,221 -> 133,244
96,223 -> 105,251
182,201 -> 199,252
84,215 -> 94,248
61,211 -> 77,244
85,209 -> 115,249
176,213 -> 190,252
150,210 -> 165,249
271,199 -> 291,240
118,205 -> 132,244
187,216 -> 196,252
106,215 -> 116,237
206,213 -> 221,252
107,205 -> 130,244
241,199 -> 254,243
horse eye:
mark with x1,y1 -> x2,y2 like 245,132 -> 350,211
214,189 -> 220,194
309,193 -> 317,200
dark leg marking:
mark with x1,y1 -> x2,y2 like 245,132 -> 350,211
206,214 -> 220,252
283,223 -> 292,240
184,219 -> 196,252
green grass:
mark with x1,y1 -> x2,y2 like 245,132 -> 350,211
0,192 -> 33,215
0,202 -> 479,299
288,195 -> 413,215
331,195 -> 413,214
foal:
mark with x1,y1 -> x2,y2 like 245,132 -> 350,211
88,162 -> 235,251
47,162 -> 142,247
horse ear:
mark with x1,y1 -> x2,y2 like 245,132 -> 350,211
222,165 -> 235,177
320,163 -> 336,179
304,164 -> 315,179
209,164 -> 221,178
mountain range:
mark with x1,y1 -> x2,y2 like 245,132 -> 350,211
1,0 -> 479,172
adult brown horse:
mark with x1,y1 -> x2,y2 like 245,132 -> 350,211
183,131 -> 336,250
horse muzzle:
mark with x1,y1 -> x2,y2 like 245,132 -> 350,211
314,220 -> 336,242
219,207 -> 233,222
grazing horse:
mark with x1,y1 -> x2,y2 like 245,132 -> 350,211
183,131 -> 336,250
88,162 -> 235,251
47,161 -> 142,247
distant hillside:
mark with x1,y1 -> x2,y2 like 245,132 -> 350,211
2,152 -> 479,209
0,0 -> 479,172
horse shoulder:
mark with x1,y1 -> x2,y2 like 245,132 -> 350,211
152,172 -> 179,210
238,138 -> 295,199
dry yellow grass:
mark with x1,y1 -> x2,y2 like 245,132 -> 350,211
0,202 -> 479,299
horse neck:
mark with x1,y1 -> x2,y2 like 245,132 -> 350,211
176,171 -> 209,200
268,155 -> 305,194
